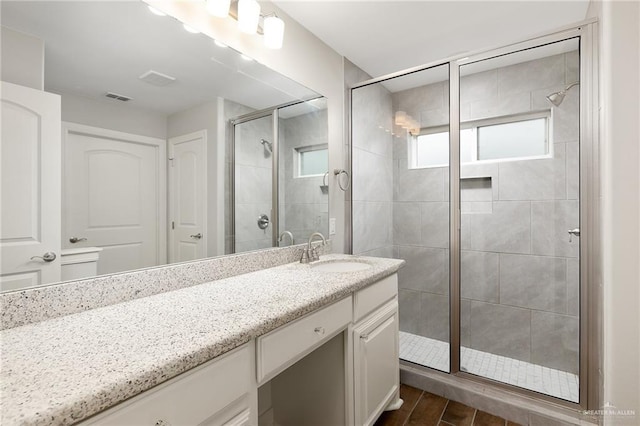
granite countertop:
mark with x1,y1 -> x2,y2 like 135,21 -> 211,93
0,254 -> 404,426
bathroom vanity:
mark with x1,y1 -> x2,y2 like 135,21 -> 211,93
0,254 -> 404,426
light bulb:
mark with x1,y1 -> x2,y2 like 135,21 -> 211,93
238,0 -> 261,34
263,16 -> 285,49
206,0 -> 231,17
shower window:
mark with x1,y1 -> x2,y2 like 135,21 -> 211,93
477,113 -> 550,161
295,144 -> 328,177
411,111 -> 551,169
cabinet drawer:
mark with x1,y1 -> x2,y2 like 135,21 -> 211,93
83,343 -> 253,425
354,274 -> 398,322
257,296 -> 352,384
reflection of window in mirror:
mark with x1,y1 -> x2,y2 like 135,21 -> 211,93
409,110 -> 551,169
294,144 -> 329,177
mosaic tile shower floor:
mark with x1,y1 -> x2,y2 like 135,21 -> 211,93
400,331 -> 579,402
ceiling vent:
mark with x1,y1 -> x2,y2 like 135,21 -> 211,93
139,70 -> 176,86
105,92 -> 132,102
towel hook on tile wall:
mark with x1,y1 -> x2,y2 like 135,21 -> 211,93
334,168 -> 351,191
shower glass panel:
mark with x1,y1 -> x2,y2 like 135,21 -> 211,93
351,64 -> 451,373
278,98 -> 329,247
458,38 -> 580,402
233,114 -> 274,253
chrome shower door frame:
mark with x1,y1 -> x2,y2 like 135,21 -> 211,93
348,19 -> 601,411
450,22 -> 599,410
230,108 -> 279,253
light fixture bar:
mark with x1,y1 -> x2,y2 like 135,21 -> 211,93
238,0 -> 261,34
206,0 -> 231,17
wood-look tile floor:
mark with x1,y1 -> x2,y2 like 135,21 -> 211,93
374,385 -> 523,426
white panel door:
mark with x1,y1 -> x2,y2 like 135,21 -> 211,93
0,81 -> 61,291
63,123 -> 166,276
169,131 -> 207,263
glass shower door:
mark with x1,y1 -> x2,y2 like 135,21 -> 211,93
233,114 -> 274,253
351,64 -> 451,373
458,38 -> 581,402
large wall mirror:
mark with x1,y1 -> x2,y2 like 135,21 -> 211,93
0,1 -> 329,292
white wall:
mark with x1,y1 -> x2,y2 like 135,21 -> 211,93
167,100 -> 221,256
594,0 -> 640,422
144,0 -> 346,252
0,26 -> 44,90
60,92 -> 167,139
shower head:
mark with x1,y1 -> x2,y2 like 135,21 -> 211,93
546,82 -> 579,106
260,139 -> 272,153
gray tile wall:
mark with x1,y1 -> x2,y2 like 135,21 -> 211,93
389,52 -> 580,374
351,78 -> 394,257
224,99 -> 254,254
228,106 -> 274,253
391,73 -> 452,350
279,109 -> 329,245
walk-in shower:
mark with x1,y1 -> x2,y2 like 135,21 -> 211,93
228,97 -> 329,254
350,23 -> 598,412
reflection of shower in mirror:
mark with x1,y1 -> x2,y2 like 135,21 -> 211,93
260,138 -> 273,154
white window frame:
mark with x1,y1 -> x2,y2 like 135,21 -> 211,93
409,110 -> 553,169
294,143 -> 329,178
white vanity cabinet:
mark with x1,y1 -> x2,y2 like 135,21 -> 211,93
352,274 -> 401,426
82,343 -> 257,426
79,273 -> 400,426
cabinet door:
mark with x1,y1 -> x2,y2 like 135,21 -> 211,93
353,300 -> 399,426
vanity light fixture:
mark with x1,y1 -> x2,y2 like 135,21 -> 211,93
206,0 -> 231,17
238,0 -> 261,34
205,0 -> 285,49
263,15 -> 285,49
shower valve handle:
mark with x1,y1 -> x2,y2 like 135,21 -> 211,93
568,228 -> 580,242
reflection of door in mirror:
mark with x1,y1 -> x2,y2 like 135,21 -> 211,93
1,82 -> 62,291
63,123 -> 167,276
1,1 -> 325,290
169,131 -> 207,263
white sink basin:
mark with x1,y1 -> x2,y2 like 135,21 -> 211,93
311,260 -> 372,272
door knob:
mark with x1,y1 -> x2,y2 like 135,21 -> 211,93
69,237 -> 87,243
190,233 -> 202,240
30,252 -> 57,262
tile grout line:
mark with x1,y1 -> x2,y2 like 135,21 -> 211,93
437,400 -> 450,425
401,390 -> 424,426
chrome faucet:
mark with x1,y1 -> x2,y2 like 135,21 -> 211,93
300,232 -> 326,263
278,231 -> 294,246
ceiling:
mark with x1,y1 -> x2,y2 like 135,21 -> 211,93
274,0 -> 590,79
1,1 -> 318,115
